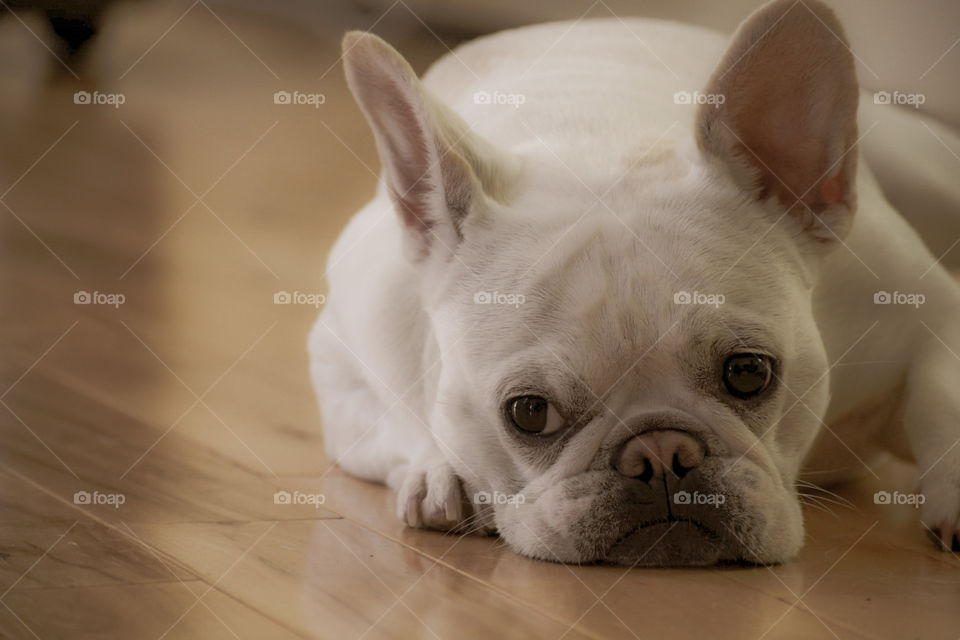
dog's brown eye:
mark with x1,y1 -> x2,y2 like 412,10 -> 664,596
723,354 -> 773,398
508,395 -> 564,435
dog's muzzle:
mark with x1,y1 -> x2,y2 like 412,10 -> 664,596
598,429 -> 739,566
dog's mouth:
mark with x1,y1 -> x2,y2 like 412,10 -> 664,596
612,517 -> 720,545
605,518 -> 726,567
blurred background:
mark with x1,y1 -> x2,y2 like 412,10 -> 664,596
1,0 -> 957,307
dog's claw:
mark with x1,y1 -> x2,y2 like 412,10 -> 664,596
919,471 -> 960,554
444,494 -> 459,521
930,523 -> 960,553
397,458 -> 467,532
405,494 -> 421,528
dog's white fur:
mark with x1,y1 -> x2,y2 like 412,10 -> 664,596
310,0 -> 960,564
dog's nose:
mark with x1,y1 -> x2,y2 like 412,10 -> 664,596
615,430 -> 705,481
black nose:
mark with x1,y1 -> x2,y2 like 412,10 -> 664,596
614,430 -> 705,482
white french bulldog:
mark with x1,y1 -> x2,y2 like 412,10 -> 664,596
309,0 -> 960,565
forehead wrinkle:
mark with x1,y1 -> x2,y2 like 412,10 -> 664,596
520,243 -> 674,397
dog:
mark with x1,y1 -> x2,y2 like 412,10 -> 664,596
309,0 -> 960,565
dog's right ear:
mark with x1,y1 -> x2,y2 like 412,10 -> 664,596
695,0 -> 859,244
342,32 -> 516,263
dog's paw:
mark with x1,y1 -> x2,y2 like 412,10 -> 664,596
396,458 -> 467,531
919,473 -> 960,552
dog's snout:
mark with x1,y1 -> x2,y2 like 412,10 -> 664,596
614,430 -> 705,481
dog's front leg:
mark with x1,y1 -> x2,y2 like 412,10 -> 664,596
902,318 -> 960,551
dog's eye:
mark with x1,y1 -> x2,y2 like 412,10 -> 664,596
723,354 -> 773,398
507,395 -> 565,435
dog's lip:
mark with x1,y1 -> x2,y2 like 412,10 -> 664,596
604,519 -> 741,567
611,517 -> 720,547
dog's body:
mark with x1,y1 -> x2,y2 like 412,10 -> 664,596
310,2 -> 960,565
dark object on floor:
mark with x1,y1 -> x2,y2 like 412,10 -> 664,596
1,0 -> 118,68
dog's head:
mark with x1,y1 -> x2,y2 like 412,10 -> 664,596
342,0 -> 859,565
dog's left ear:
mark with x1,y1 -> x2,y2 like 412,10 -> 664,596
696,0 -> 859,242
343,32 -> 517,263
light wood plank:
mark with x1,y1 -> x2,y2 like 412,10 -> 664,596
0,369 -> 340,523
133,518 -> 596,640
0,581 -> 304,639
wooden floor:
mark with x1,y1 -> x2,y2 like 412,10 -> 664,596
0,2 -> 957,639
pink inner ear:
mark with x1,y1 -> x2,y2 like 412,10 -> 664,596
820,172 -> 845,206
695,0 -> 860,240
